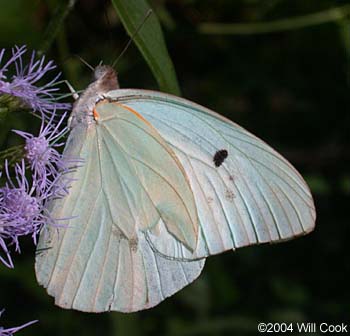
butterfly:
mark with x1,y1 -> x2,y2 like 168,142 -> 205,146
35,65 -> 316,313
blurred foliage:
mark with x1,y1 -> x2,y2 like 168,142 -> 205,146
0,0 -> 349,335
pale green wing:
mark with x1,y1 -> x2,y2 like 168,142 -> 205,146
35,106 -> 204,313
106,89 -> 316,260
95,102 -> 198,250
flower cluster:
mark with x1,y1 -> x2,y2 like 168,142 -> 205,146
14,113 -> 74,196
0,310 -> 37,336
0,46 -> 75,268
0,46 -> 70,118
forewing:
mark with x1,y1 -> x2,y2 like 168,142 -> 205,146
106,89 -> 316,260
35,115 -> 204,313
95,102 -> 198,251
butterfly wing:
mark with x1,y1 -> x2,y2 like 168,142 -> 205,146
35,103 -> 204,313
106,89 -> 316,260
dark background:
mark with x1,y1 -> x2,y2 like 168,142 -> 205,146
0,0 -> 349,335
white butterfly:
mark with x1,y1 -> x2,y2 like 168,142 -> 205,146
35,66 -> 316,313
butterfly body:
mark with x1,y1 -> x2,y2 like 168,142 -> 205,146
35,66 -> 316,312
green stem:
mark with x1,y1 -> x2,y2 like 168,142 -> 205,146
0,145 -> 24,170
337,18 -> 350,84
0,94 -> 31,125
198,5 -> 350,35
39,0 -> 77,54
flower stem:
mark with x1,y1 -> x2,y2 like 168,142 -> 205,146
0,145 -> 24,170
39,0 -> 77,54
198,5 -> 350,35
0,94 -> 30,121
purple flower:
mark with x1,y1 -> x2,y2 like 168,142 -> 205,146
0,160 -> 55,268
0,46 -> 79,268
0,310 -> 37,336
13,112 -> 76,197
0,46 -> 70,118
0,113 -> 81,268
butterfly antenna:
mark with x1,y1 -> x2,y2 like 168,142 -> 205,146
74,54 -> 95,71
112,9 -> 153,68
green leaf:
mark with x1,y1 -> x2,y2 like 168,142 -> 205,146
111,0 -> 181,95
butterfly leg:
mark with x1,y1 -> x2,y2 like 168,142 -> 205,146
64,80 -> 79,100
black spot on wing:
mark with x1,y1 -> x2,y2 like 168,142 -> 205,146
213,149 -> 228,167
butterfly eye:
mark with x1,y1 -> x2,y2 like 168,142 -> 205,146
93,65 -> 108,80
213,149 -> 228,167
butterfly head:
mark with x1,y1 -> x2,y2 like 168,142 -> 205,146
70,65 -> 119,127
93,65 -> 119,91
